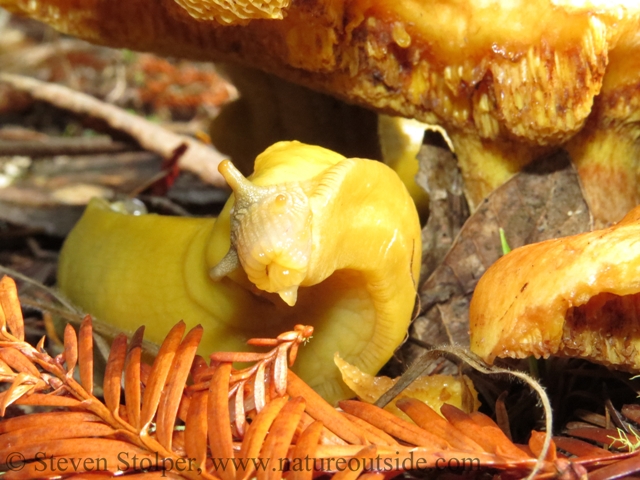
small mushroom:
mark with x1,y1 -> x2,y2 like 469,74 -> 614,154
4,1 -> 640,224
470,205 -> 640,370
57,141 -> 421,404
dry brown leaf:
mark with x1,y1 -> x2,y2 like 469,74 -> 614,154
331,445 -> 377,480
13,392 -> 81,408
339,400 -> 450,450
184,391 -> 209,470
0,411 -> 100,435
124,326 -> 144,430
357,473 -> 386,480
1,373 -> 44,415
340,413 -> 397,447
416,144 -> 469,281
63,323 -> 78,374
588,456 -> 640,480
0,276 -> 23,341
553,436 -> 615,458
286,371 -> 365,445
237,396 -> 289,480
396,398 -> 483,452
289,421 -> 323,480
258,396 -> 306,480
440,404 -> 529,460
0,348 -> 40,377
2,421 -> 118,451
0,438 -> 148,469
412,150 -> 592,349
529,431 -> 557,462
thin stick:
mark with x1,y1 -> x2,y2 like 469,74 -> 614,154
0,264 -> 79,314
0,73 -> 227,187
0,137 -> 132,157
375,345 -> 553,480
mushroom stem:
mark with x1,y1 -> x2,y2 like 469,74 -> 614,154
564,49 -> 640,227
567,125 -> 640,228
448,133 -> 549,210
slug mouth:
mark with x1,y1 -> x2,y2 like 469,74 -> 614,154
212,158 -> 314,306
264,262 -> 304,306
276,286 -> 298,306
231,190 -> 312,306
244,258 -> 307,306
210,243 -> 309,307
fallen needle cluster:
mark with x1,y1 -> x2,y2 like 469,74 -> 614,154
0,275 -> 638,479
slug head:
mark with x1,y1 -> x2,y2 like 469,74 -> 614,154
210,160 -> 312,306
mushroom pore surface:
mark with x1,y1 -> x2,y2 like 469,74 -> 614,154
3,0 -> 640,223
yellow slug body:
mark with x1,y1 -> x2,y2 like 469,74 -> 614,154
58,141 -> 421,404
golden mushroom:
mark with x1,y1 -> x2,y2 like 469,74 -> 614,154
57,141 -> 422,404
470,205 -> 640,370
3,0 -> 640,225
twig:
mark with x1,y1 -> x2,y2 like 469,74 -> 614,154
0,39 -> 96,72
375,345 -> 554,480
0,264 -> 80,315
26,237 -> 58,260
127,143 -> 186,197
0,73 -> 227,187
137,195 -> 192,217
0,137 -> 133,157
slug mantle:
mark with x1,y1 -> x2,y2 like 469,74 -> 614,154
57,141 -> 422,403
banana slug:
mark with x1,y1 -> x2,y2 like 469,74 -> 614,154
57,141 -> 421,404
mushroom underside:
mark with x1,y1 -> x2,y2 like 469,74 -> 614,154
562,292 -> 640,370
3,0 -> 640,225
498,291 -> 640,371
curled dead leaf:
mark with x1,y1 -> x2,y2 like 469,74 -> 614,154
334,354 -> 479,422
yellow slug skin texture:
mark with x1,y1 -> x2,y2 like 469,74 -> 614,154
58,141 -> 421,404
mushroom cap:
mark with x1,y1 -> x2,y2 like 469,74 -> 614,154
7,0 -> 640,225
6,0 -> 640,224
2,0 -> 639,145
470,205 -> 640,370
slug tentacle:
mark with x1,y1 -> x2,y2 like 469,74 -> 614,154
58,141 -> 421,404
214,159 -> 313,306
209,247 -> 239,281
